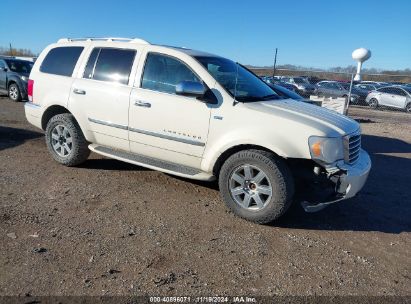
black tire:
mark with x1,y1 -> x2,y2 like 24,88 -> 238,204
45,113 -> 90,166
8,83 -> 21,102
218,149 -> 294,224
406,103 -> 411,113
369,98 -> 378,109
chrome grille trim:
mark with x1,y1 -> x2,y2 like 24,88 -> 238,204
344,131 -> 361,164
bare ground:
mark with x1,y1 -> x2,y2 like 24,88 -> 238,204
0,97 -> 410,297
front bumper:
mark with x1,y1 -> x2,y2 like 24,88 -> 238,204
301,149 -> 371,212
24,102 -> 42,129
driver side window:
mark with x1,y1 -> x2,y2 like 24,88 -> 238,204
141,53 -> 200,94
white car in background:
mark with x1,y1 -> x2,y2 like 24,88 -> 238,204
24,37 -> 371,224
366,86 -> 411,112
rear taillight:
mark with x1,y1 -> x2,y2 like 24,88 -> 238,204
28,79 -> 34,102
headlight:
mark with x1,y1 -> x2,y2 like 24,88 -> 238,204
308,136 -> 344,164
21,76 -> 28,82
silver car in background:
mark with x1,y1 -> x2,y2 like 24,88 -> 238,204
366,86 -> 411,112
316,81 -> 360,104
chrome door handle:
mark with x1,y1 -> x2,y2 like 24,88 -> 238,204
73,88 -> 86,95
134,100 -> 151,108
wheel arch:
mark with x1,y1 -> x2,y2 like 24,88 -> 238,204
7,79 -> 17,89
41,105 -> 71,130
211,144 -> 284,177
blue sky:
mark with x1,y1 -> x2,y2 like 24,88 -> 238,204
1,0 -> 410,70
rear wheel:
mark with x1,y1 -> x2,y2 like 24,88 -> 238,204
218,150 -> 294,224
45,114 -> 90,166
369,98 -> 378,109
406,103 -> 411,113
8,83 -> 21,102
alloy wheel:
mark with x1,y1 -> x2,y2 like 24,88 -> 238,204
9,86 -> 18,100
51,125 -> 73,157
229,164 -> 272,210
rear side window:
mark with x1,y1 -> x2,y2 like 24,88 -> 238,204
40,47 -> 84,76
84,48 -> 135,85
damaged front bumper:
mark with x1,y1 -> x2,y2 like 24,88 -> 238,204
301,149 -> 371,212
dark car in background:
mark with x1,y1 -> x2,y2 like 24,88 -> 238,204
268,83 -> 305,100
0,56 -> 33,101
339,82 -> 369,105
355,83 -> 382,92
281,76 -> 316,97
262,76 -> 299,92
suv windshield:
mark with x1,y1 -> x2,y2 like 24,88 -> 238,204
5,59 -> 33,74
194,56 -> 281,102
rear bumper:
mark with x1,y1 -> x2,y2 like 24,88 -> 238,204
24,102 -> 42,129
301,149 -> 371,212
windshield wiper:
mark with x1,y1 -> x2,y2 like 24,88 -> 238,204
261,94 -> 279,100
236,94 -> 278,102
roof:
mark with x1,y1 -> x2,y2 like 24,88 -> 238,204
57,37 -> 150,44
56,37 -> 221,58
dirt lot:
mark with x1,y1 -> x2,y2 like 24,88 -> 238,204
0,96 -> 410,297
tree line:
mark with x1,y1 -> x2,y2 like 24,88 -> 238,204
0,46 -> 37,57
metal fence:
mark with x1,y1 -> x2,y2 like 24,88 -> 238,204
251,68 -> 411,114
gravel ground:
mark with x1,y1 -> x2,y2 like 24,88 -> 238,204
0,97 -> 410,297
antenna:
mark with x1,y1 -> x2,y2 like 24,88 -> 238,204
352,48 -> 371,81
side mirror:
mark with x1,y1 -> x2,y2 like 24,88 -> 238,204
176,81 -> 206,98
0,67 -> 7,72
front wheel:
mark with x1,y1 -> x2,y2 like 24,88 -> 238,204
8,83 -> 21,102
218,150 -> 294,224
45,113 -> 90,166
406,103 -> 411,113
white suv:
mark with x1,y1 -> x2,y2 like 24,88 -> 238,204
24,37 -> 371,224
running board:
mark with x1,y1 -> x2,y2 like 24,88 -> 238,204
89,144 -> 214,181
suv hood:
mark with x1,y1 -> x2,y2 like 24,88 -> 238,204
244,99 -> 359,136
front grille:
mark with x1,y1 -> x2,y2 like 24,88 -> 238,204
344,131 -> 361,164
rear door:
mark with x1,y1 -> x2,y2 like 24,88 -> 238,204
69,47 -> 139,151
387,88 -> 407,108
34,46 -> 85,107
376,87 -> 390,106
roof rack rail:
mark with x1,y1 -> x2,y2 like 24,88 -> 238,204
57,37 -> 150,44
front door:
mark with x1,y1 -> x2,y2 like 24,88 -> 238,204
128,52 -> 211,168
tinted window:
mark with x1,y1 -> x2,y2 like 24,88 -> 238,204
5,59 -> 33,74
142,53 -> 200,94
382,87 -> 396,95
40,47 -> 83,76
0,60 -> 5,69
83,48 -> 100,79
393,88 -> 406,96
378,87 -> 390,93
92,48 -> 136,85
